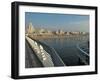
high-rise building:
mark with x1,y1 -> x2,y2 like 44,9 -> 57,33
26,23 -> 35,34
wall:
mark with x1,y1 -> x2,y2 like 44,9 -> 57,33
0,0 -> 99,81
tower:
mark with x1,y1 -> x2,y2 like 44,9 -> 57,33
27,23 -> 35,34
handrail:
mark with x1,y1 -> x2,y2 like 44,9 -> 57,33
38,40 -> 66,66
77,43 -> 89,57
26,36 -> 54,67
28,36 -> 66,66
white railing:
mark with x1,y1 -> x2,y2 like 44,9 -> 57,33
26,36 -> 54,67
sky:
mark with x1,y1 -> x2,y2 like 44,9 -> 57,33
25,12 -> 89,32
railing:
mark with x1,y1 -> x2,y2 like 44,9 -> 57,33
37,40 -> 66,66
26,36 -> 65,67
76,42 -> 89,65
26,36 -> 54,67
77,44 -> 89,57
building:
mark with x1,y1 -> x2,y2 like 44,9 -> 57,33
56,29 -> 65,35
26,23 -> 35,34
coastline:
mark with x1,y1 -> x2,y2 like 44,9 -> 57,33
28,34 -> 89,40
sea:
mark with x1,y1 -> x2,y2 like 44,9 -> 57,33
39,35 -> 89,66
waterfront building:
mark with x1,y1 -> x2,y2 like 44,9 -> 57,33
56,29 -> 65,35
65,32 -> 70,35
26,23 -> 35,34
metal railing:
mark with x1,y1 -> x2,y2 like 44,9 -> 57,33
37,40 -> 66,66
26,36 -> 65,67
76,42 -> 89,65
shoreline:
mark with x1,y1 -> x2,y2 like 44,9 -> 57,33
28,34 -> 89,40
